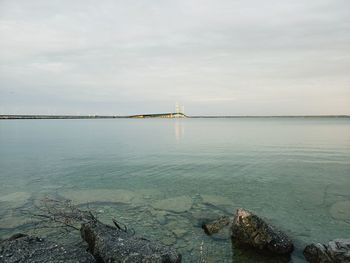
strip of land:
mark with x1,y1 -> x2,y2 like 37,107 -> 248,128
0,114 -> 349,119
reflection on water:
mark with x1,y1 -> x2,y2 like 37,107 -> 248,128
174,119 -> 185,142
0,118 -> 349,262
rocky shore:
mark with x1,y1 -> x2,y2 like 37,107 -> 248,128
1,211 -> 181,263
0,191 -> 349,262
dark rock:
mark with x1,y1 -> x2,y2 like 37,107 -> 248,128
0,233 -> 95,263
81,221 -> 181,263
202,216 -> 230,235
231,208 -> 293,255
303,239 -> 350,263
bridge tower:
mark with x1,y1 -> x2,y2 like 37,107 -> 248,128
175,102 -> 180,114
175,102 -> 185,118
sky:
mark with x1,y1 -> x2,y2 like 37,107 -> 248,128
0,0 -> 349,116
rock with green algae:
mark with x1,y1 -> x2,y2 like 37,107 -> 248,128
152,196 -> 193,213
231,208 -> 294,255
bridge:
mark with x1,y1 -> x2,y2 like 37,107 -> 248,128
128,112 -> 187,118
0,104 -> 188,119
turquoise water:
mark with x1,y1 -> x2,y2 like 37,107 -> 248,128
0,118 -> 349,262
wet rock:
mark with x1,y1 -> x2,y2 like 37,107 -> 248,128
0,234 -> 95,263
202,216 -> 230,235
231,208 -> 293,255
330,201 -> 350,220
152,196 -> 192,213
81,220 -> 181,262
303,239 -> 350,263
63,189 -> 137,205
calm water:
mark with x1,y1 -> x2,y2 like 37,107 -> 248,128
0,118 -> 350,262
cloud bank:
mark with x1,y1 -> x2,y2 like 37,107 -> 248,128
0,0 -> 349,115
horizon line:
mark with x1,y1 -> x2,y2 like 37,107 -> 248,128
1,114 -> 349,119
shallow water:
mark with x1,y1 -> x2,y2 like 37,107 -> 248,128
0,118 -> 349,262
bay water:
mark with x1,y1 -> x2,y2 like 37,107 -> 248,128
0,118 -> 349,262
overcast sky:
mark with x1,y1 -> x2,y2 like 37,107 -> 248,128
0,0 -> 349,115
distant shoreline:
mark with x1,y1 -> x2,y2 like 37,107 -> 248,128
0,114 -> 349,119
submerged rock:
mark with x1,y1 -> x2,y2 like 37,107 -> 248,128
152,196 -> 192,213
81,221 -> 181,262
329,201 -> 350,221
0,192 -> 31,208
303,239 -> 350,263
0,214 -> 34,229
172,228 -> 188,238
202,216 -> 230,235
62,189 -> 137,205
161,234 -> 177,246
231,208 -> 293,255
165,217 -> 192,240
201,194 -> 232,210
149,209 -> 168,225
0,234 -> 95,263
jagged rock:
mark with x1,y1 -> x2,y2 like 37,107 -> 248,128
231,208 -> 293,255
81,221 -> 181,262
0,234 -> 95,263
303,239 -> 350,263
152,196 -> 192,213
202,216 -> 230,235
